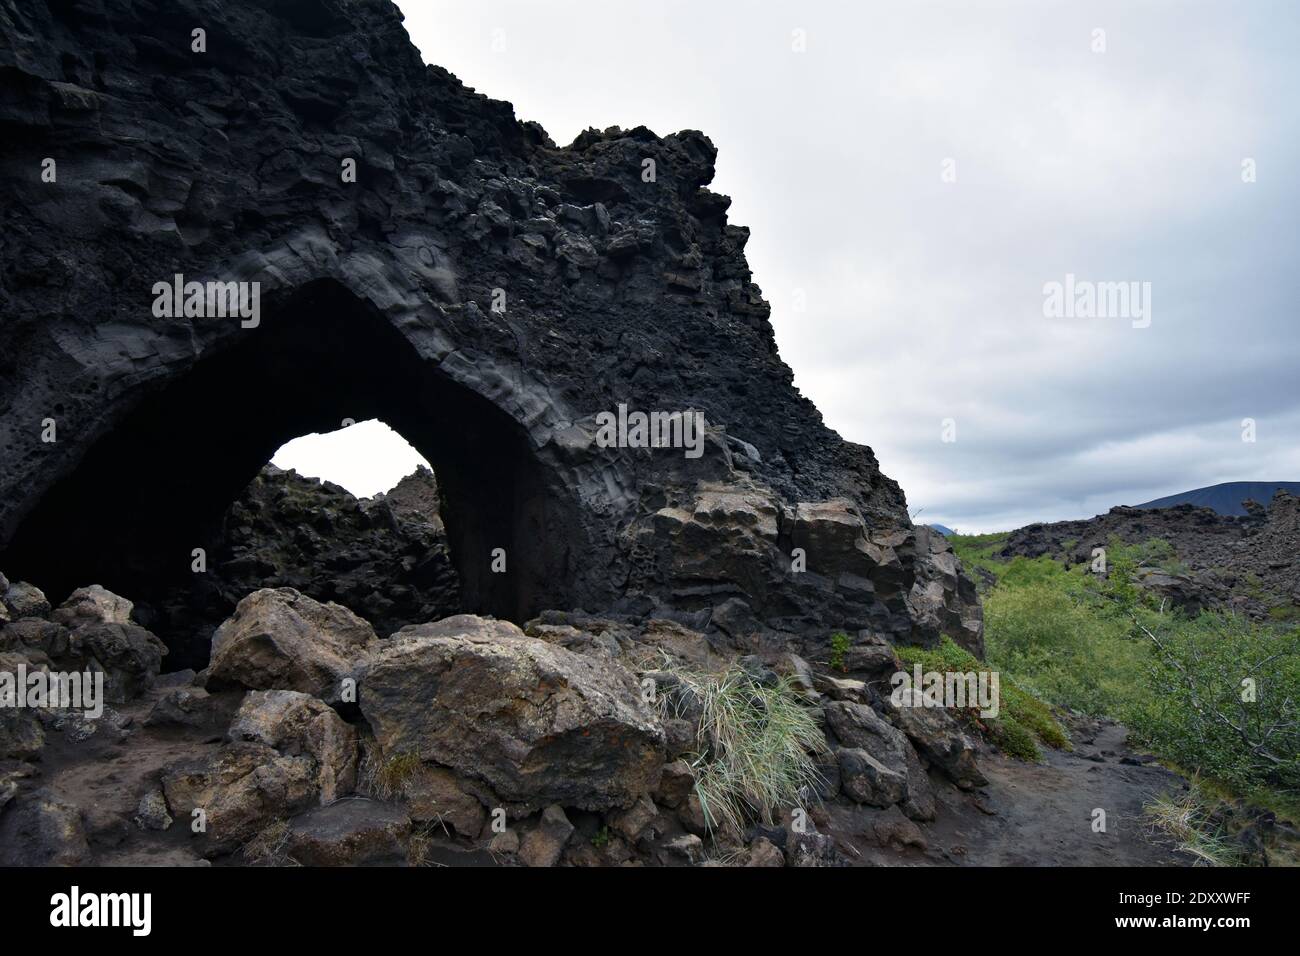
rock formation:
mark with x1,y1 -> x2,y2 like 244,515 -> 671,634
0,0 -> 1003,869
1000,488 -> 1300,618
0,577 -> 993,867
0,0 -> 980,666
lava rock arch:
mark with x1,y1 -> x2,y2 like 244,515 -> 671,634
0,0 -> 983,663
1,278 -> 585,664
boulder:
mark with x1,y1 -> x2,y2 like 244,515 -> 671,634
284,799 -> 410,866
227,690 -> 359,803
207,588 -> 377,705
663,833 -> 704,863
825,701 -> 935,821
609,794 -> 659,843
402,764 -> 486,838
65,621 -> 167,701
1,619 -> 70,658
0,650 -> 47,759
838,748 -> 907,807
869,804 -> 929,851
145,685 -> 229,731
883,695 -> 986,788
51,585 -> 134,628
161,742 -> 321,856
747,836 -> 785,867
0,708 -> 45,761
518,805 -> 574,867
654,759 -> 696,809
2,581 -> 50,620
358,616 -> 664,811
134,789 -> 174,831
0,789 -> 90,865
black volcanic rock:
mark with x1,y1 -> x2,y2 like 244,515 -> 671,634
0,0 -> 979,660
137,465 -> 461,668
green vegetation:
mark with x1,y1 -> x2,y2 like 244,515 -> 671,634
829,631 -> 851,672
1124,612 -> 1300,794
1144,783 -> 1247,867
949,531 -> 1010,580
657,663 -> 827,836
895,637 -> 1069,761
949,529 -> 1300,862
368,751 -> 423,799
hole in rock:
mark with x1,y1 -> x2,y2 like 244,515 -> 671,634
1,279 -> 580,670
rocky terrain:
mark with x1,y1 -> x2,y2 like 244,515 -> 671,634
140,464 -> 461,670
1,572 -> 1192,867
0,0 -> 1202,867
0,0 -> 985,666
1000,488 -> 1300,618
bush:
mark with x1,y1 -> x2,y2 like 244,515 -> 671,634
984,578 -> 1147,718
895,637 -> 1070,761
1123,612 -> 1300,792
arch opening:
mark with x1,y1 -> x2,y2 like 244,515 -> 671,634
0,280 -> 579,669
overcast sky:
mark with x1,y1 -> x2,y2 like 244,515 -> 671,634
277,1 -> 1300,532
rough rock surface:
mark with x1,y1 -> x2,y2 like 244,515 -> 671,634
227,689 -> 359,802
147,465 -> 461,669
285,799 -> 410,866
0,788 -> 91,866
207,587 -> 377,704
359,615 -> 665,811
0,582 -> 166,710
825,701 -> 936,821
0,0 -> 980,666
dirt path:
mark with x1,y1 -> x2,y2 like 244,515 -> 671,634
925,719 -> 1193,866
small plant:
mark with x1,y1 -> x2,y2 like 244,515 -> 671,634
1145,784 -> 1243,867
655,662 -> 828,836
369,751 -> 423,800
895,637 -> 1071,760
242,819 -> 295,866
829,631 -> 851,672
591,826 -> 611,849
407,822 -> 443,867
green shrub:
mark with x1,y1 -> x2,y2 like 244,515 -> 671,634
829,631 -> 850,672
1123,612 -> 1300,792
894,637 -> 1070,760
958,531 -> 1300,821
984,579 -> 1148,718
948,532 -> 1010,579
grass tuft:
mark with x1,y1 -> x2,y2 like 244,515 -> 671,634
242,819 -> 296,866
656,661 -> 827,836
1145,784 -> 1243,867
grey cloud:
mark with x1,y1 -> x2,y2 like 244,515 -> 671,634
398,0 -> 1300,532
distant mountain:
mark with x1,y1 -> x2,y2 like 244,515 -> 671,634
928,523 -> 956,536
1135,481 -> 1300,517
